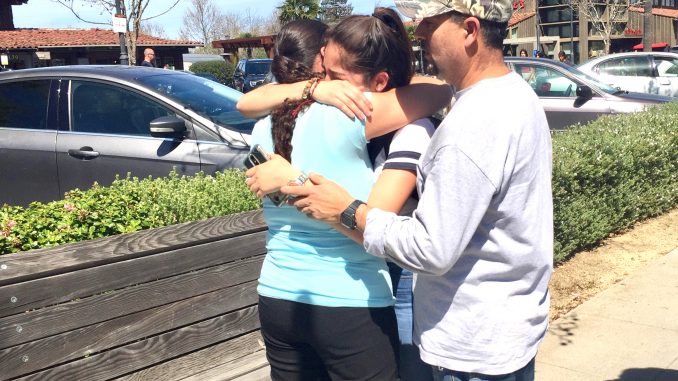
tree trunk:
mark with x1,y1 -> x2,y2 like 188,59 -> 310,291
126,33 -> 137,66
642,0 -> 653,52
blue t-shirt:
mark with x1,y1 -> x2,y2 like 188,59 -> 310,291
251,102 -> 394,307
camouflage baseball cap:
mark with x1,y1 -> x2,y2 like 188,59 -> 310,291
394,0 -> 514,23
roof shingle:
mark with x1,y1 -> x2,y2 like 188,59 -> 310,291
509,11 -> 535,27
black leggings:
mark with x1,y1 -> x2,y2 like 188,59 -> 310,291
258,295 -> 400,381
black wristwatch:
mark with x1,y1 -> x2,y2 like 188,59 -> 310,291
340,200 -> 366,230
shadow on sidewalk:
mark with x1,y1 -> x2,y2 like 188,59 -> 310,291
606,367 -> 678,381
548,313 -> 579,346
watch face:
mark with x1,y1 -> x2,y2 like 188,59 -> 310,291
340,211 -> 355,230
340,200 -> 363,230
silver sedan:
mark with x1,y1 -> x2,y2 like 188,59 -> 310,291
505,57 -> 674,130
577,52 -> 678,98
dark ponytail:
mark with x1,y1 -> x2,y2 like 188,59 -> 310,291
270,20 -> 328,161
324,7 -> 415,90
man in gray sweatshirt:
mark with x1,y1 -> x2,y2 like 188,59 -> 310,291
284,0 -> 553,379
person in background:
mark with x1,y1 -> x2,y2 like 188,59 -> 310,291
519,48 -> 529,57
558,50 -> 573,65
278,0 -> 554,379
140,48 -> 156,67
536,50 -> 547,58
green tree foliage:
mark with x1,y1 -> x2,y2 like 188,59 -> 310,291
406,25 -> 417,42
189,60 -> 235,86
319,0 -> 352,24
277,0 -> 320,24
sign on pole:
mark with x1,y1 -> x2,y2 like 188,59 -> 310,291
112,14 -> 126,33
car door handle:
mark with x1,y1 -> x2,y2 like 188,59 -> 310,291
68,147 -> 100,160
658,79 -> 671,85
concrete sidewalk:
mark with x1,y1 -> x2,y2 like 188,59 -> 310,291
536,248 -> 678,381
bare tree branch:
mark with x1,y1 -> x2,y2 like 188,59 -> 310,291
569,0 -> 645,54
51,0 -> 110,25
140,0 -> 179,21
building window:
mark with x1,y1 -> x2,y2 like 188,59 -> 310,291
543,8 -> 575,22
544,24 -> 577,37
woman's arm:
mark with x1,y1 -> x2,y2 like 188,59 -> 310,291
246,120 -> 433,249
244,156 -> 415,246
364,76 -> 452,140
236,80 -> 373,120
236,76 -> 454,140
334,168 -> 415,245
245,157 -> 413,213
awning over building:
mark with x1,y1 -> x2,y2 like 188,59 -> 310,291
212,35 -> 275,61
632,42 -> 669,50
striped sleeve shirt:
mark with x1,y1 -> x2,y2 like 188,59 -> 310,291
373,118 -> 436,217
373,118 -> 436,177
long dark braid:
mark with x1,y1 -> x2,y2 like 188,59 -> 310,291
269,20 -> 327,161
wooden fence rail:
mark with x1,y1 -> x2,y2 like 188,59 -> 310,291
0,210 -> 270,381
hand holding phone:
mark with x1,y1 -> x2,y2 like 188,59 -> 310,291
244,144 -> 289,207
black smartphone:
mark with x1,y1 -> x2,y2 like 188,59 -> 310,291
244,144 -> 269,169
244,144 -> 289,207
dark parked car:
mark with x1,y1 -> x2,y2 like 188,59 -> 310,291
0,65 -> 256,206
232,58 -> 273,93
504,57 -> 674,129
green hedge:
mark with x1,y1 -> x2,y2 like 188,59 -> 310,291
0,170 -> 261,254
189,60 -> 235,87
1,103 -> 677,259
552,101 -> 678,262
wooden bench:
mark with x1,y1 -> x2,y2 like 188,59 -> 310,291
0,210 -> 271,381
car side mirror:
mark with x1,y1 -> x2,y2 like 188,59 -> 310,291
150,115 -> 187,138
576,85 -> 593,100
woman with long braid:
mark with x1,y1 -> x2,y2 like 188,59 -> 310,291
247,11 -> 451,380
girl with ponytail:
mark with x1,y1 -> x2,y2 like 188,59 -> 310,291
245,10 -> 451,380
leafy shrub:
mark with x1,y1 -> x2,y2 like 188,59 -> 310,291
0,170 -> 261,254
189,60 -> 235,87
551,102 -> 678,262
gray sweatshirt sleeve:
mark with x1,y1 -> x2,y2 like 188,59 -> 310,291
363,144 -> 497,276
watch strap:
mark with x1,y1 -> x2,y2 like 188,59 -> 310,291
340,199 -> 366,230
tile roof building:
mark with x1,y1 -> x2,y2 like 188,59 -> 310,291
0,28 -> 201,69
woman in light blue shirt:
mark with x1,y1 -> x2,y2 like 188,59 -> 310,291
246,12 -> 450,380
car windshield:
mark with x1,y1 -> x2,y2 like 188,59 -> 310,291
563,64 -> 622,94
246,61 -> 271,75
135,73 -> 254,133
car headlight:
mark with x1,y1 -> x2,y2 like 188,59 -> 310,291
249,80 -> 264,88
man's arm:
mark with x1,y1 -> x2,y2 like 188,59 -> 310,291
284,145 -> 496,275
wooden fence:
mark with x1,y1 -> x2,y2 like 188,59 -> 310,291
0,210 -> 270,381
